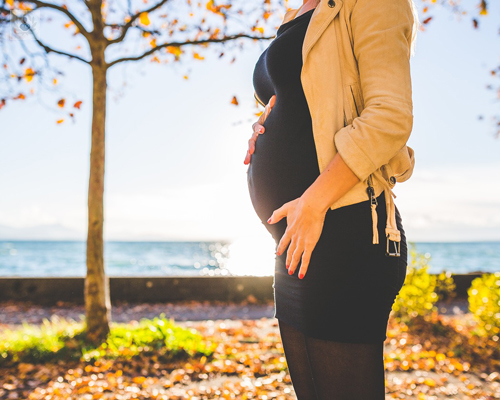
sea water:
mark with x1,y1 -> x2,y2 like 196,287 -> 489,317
0,240 -> 498,277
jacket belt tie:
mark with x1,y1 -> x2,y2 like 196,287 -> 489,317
368,169 -> 401,256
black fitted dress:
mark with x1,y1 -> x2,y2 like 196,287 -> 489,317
247,7 -> 409,344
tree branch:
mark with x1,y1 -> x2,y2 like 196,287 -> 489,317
107,0 -> 169,44
27,24 -> 91,64
107,34 -> 275,68
25,0 -> 91,39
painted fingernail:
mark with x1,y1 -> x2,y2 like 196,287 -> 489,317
288,268 -> 293,275
299,273 -> 304,279
267,217 -> 271,223
285,264 -> 289,269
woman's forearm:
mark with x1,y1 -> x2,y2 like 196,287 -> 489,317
301,152 -> 361,215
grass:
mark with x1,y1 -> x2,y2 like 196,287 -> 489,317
0,313 -> 217,366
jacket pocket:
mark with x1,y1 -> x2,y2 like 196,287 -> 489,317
343,81 -> 364,126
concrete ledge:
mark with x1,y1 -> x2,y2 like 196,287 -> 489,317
0,273 -> 487,305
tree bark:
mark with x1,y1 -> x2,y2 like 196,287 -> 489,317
85,44 -> 111,343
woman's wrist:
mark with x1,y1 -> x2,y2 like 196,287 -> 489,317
300,186 -> 332,216
300,152 -> 361,215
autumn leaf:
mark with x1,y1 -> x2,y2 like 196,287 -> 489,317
231,96 -> 238,105
57,98 -> 65,108
73,101 -> 82,109
193,52 -> 204,60
5,0 -> 13,8
13,93 -> 25,100
139,12 -> 150,26
56,119 -> 64,124
53,78 -> 58,85
18,2 -> 32,11
0,99 -> 6,110
166,46 -> 182,58
150,39 -> 156,48
24,68 -> 35,82
479,0 -> 487,15
423,17 -> 432,24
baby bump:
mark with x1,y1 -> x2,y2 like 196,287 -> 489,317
246,105 -> 320,226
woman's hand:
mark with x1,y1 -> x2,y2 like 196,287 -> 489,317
267,195 -> 327,279
244,94 -> 276,165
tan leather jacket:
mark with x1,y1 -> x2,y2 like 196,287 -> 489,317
253,0 -> 416,257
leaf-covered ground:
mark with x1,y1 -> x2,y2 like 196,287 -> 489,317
0,299 -> 499,399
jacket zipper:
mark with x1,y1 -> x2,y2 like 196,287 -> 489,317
366,174 -> 377,206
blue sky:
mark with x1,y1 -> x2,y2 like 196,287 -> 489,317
1,0 -> 499,244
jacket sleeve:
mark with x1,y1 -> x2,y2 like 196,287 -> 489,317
333,0 -> 414,183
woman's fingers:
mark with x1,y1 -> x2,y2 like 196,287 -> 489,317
248,137 -> 256,155
297,248 -> 312,279
276,227 -> 292,257
244,150 -> 251,165
269,94 -> 276,108
287,240 -> 304,275
245,122 -> 265,164
245,95 -> 276,164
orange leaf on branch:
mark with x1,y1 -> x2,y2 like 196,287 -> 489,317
139,12 -> 150,26
24,68 -> 35,82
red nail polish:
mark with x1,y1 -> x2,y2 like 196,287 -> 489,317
299,273 -> 304,279
288,268 -> 293,275
285,264 -> 289,269
267,218 -> 271,223
277,251 -> 281,256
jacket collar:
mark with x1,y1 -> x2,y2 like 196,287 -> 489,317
284,0 -> 344,64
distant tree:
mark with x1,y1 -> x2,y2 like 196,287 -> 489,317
0,0 -> 278,343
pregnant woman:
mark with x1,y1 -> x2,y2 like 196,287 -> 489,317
245,0 -> 418,398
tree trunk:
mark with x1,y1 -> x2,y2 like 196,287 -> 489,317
85,54 -> 111,343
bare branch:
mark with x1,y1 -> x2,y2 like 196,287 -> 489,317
26,23 -> 91,64
107,0 -> 169,44
25,0 -> 91,39
107,34 -> 275,68
106,24 -> 161,37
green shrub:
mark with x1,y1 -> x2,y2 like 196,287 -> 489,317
0,313 -> 216,366
392,243 -> 455,323
468,272 -> 500,338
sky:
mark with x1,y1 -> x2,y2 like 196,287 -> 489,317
1,0 -> 499,245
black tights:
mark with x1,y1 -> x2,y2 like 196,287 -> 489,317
278,319 -> 386,400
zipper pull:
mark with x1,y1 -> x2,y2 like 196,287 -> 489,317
366,174 -> 379,244
366,175 -> 377,206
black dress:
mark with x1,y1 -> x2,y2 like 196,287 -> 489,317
247,7 -> 408,344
